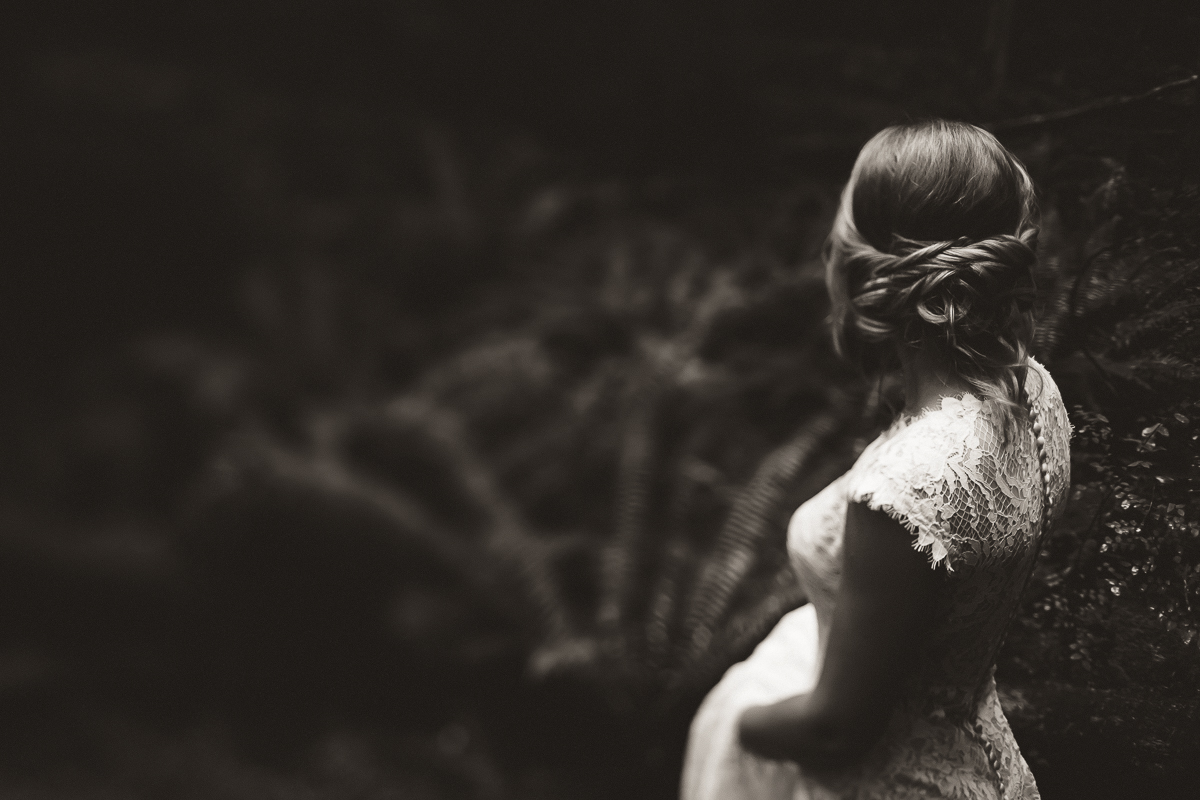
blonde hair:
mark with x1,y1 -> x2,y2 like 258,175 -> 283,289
825,119 -> 1040,423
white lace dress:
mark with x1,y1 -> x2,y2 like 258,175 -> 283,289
681,358 -> 1071,800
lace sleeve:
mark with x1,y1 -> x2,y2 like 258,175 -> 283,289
846,395 -> 991,572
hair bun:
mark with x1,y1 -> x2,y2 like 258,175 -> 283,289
882,229 -> 1038,340
825,119 -> 1041,425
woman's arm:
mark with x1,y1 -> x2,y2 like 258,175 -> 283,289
738,501 -> 941,771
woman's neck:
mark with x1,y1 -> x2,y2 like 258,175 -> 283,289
896,346 -> 974,416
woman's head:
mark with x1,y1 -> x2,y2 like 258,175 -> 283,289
826,119 -> 1039,411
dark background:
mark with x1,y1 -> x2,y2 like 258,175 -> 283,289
1,2 -> 1199,798
3,1 -> 1193,401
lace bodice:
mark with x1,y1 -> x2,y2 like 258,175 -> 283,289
785,357 -> 1070,797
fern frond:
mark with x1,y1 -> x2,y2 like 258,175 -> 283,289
680,411 -> 841,662
643,537 -> 693,668
1124,354 -> 1200,387
1074,254 -> 1134,318
417,337 -> 555,415
199,428 -> 501,606
662,566 -> 805,712
1142,258 -> 1200,307
1109,298 -> 1200,355
383,396 -> 575,642
596,271 -> 747,632
1032,258 -> 1075,360
598,395 -> 659,629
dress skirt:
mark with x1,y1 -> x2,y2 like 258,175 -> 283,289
680,603 -> 822,800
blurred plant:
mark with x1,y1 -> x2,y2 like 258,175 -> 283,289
66,82 -> 872,752
179,211 -> 866,721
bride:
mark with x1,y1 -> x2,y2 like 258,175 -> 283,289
680,120 -> 1070,799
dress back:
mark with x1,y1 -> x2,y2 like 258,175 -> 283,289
786,356 -> 1071,797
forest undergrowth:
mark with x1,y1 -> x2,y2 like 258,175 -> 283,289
3,25 -> 1199,800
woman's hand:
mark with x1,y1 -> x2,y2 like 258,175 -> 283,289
738,695 -> 809,761
737,694 -> 855,774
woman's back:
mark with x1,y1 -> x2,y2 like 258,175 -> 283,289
785,356 -> 1070,797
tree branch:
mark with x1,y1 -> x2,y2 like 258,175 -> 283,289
988,74 -> 1199,133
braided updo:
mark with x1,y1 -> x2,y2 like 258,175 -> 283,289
826,119 -> 1039,421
